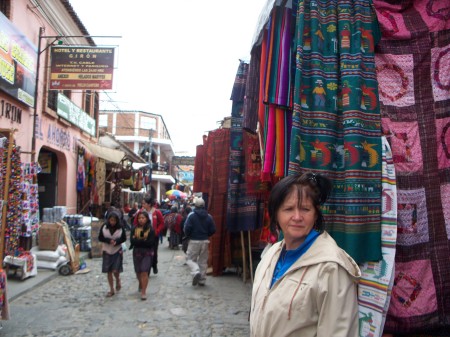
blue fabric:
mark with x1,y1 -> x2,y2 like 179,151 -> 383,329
271,230 -> 320,288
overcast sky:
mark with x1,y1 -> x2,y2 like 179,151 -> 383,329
69,0 -> 267,156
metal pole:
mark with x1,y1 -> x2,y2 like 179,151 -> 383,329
31,27 -> 44,163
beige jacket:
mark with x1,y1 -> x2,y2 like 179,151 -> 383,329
250,231 -> 361,337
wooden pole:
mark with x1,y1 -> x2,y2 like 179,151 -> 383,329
0,130 -> 16,266
247,230 -> 254,283
240,231 -> 247,282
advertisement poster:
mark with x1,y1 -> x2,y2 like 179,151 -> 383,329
0,12 -> 38,107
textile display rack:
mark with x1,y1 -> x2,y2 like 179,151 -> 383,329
0,128 -> 17,321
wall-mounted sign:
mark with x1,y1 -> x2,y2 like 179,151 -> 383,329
0,12 -> 37,107
50,46 -> 115,90
57,93 -> 96,136
172,156 -> 195,166
0,98 -> 23,123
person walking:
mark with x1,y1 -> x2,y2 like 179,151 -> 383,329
98,210 -> 127,297
133,196 -> 164,274
148,198 -> 164,273
180,206 -> 192,254
249,172 -> 361,337
165,206 -> 183,249
130,210 -> 155,300
128,202 -> 139,225
183,197 -> 216,286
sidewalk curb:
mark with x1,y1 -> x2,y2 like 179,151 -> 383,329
8,271 -> 59,303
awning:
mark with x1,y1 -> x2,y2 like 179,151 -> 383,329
79,139 -> 125,164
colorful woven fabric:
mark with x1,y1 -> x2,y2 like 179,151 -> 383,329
243,47 -> 261,133
263,3 -> 295,108
227,61 -> 262,232
201,129 -> 231,276
193,143 -> 205,192
373,0 -> 450,334
288,0 -> 383,263
358,136 -> 397,337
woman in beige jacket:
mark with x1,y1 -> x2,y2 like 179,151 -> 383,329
250,172 -> 361,337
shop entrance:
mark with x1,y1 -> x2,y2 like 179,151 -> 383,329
37,149 -> 58,216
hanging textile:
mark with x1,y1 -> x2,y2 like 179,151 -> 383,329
193,143 -> 205,192
288,0 -> 383,263
372,0 -> 450,334
227,61 -> 262,233
261,2 -> 296,179
243,47 -> 261,133
358,136 -> 397,337
1,137 -> 23,256
204,128 -> 231,276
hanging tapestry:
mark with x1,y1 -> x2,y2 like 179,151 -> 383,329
358,136 -> 397,337
205,128 -> 231,276
227,61 -> 261,232
373,0 -> 450,334
288,0 -> 383,263
243,47 -> 261,133
261,2 -> 296,179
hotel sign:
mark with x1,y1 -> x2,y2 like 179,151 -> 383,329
50,46 -> 115,90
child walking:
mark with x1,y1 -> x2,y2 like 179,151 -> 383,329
130,211 -> 155,300
98,210 -> 127,297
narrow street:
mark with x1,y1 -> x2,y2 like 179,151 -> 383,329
1,241 -> 252,337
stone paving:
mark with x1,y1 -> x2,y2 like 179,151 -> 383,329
1,241 -> 252,337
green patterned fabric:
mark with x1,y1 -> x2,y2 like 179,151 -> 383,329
288,0 -> 383,263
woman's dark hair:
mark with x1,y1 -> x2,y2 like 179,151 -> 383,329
136,210 -> 152,231
268,172 -> 333,234
143,195 -> 154,206
106,210 -> 122,229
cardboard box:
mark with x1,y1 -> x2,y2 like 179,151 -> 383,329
38,222 -> 62,251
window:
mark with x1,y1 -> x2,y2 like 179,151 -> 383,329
140,116 -> 156,130
85,90 -> 91,114
0,0 -> 11,17
99,114 -> 108,127
47,90 -> 58,111
93,92 -> 99,120
63,90 -> 71,100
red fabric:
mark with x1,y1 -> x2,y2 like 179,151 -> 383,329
193,144 -> 205,192
152,209 -> 164,236
204,128 -> 231,276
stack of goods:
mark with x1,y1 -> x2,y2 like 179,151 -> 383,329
63,214 -> 91,252
42,206 -> 67,223
30,245 -> 67,270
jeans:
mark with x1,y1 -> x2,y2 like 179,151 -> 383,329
186,240 -> 209,282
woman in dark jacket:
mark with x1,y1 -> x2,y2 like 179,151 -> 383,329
130,210 -> 155,300
98,210 -> 127,297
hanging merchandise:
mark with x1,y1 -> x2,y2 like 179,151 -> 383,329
0,130 -> 16,321
372,0 -> 450,334
227,60 -> 265,233
287,0 -> 383,263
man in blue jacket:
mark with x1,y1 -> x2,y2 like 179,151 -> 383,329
183,197 -> 216,286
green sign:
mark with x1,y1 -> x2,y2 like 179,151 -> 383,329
57,93 -> 96,136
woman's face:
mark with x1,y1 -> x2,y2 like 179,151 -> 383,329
277,189 -> 317,250
137,213 -> 148,226
108,216 -> 117,226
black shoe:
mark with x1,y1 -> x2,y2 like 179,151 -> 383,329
153,266 -> 158,274
192,272 -> 201,286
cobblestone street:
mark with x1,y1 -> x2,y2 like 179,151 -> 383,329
1,242 -> 252,337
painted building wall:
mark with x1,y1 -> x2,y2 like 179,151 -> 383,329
1,0 -> 100,214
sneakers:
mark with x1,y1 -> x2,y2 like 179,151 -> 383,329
153,266 -> 158,274
192,272 -> 201,286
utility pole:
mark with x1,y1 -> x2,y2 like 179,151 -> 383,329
147,128 -> 153,197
